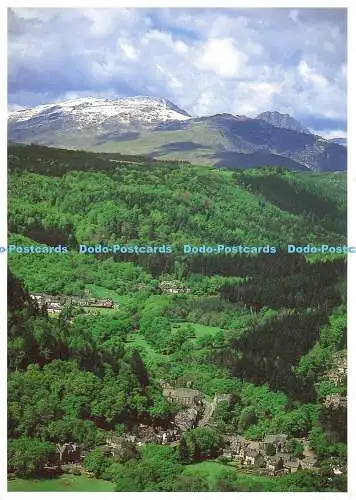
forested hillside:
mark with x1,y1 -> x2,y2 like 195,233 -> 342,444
7,144 -> 347,492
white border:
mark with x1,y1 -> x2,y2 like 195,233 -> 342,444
1,2 -> 354,500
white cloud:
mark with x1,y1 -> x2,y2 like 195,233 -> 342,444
196,38 -> 248,79
298,60 -> 328,89
7,8 -> 347,134
118,40 -> 139,60
289,9 -> 299,24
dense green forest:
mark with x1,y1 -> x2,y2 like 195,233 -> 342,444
7,144 -> 347,492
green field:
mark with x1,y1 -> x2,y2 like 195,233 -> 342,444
126,323 -> 223,371
126,333 -> 170,371
183,461 -> 238,490
171,322 -> 223,343
183,461 -> 279,491
8,474 -> 115,492
85,284 -> 122,303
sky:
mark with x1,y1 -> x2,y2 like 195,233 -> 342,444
8,7 -> 347,138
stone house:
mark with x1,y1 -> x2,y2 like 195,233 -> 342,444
47,302 -> 62,313
262,434 -> 288,453
244,449 -> 265,467
156,428 -> 179,444
266,455 -> 284,474
283,458 -> 302,473
163,387 -> 203,407
300,457 -> 318,470
223,435 -> 264,463
222,435 -> 247,461
158,281 -> 187,294
30,294 -> 43,302
105,434 -> 139,461
91,299 -> 114,308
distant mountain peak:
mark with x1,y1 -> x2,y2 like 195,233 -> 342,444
8,95 -> 192,127
256,111 -> 310,134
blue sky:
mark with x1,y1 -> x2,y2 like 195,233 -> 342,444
8,7 -> 347,138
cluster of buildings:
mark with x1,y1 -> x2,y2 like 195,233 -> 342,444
222,434 -> 317,475
159,382 -> 320,477
30,294 -> 116,314
158,281 -> 188,294
30,294 -> 63,314
49,431 -> 318,478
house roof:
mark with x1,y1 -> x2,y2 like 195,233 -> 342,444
263,434 -> 288,444
246,449 -> 262,458
284,459 -> 300,468
267,456 -> 283,465
301,458 -> 317,465
246,442 -> 260,451
163,388 -> 202,399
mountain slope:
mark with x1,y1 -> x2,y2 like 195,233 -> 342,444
8,142 -> 346,247
90,114 -> 346,172
256,111 -> 310,134
8,97 -> 347,172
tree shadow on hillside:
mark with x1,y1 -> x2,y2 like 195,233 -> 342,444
95,131 -> 141,145
208,151 -> 309,171
149,141 -> 209,158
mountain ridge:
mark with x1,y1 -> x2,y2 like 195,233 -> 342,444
255,111 -> 310,134
8,96 -> 347,172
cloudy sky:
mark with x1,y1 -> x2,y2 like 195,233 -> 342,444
8,7 -> 347,138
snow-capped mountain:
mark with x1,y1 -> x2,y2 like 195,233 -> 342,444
7,96 -> 347,171
8,96 -> 191,129
256,111 -> 310,134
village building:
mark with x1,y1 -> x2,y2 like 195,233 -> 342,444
30,294 -> 43,302
91,299 -> 114,308
163,387 -> 203,407
47,305 -> 62,314
300,457 -> 318,470
266,455 -> 284,474
222,435 -> 259,463
262,434 -> 288,453
158,281 -> 187,294
283,457 -> 302,474
29,293 -> 116,311
244,449 -> 265,467
104,434 -> 139,460
156,428 -> 179,444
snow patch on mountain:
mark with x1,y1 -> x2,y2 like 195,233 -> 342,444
8,96 -> 192,128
